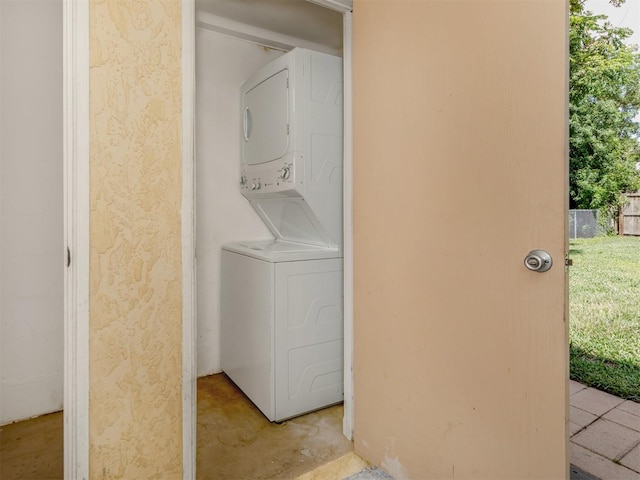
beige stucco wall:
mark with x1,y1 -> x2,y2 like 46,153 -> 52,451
353,1 -> 568,478
89,0 -> 183,477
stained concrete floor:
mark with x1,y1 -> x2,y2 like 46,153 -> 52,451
4,379 -> 630,480
0,374 -> 352,480
197,374 -> 353,479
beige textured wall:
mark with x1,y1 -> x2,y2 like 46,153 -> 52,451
89,0 -> 183,477
353,1 -> 568,479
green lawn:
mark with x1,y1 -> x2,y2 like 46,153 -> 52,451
569,236 -> 640,401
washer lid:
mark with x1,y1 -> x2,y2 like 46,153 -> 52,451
249,197 -> 337,249
222,240 -> 339,262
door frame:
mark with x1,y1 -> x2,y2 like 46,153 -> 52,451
185,0 -> 355,467
189,0 -> 355,441
182,0 -> 197,476
64,0 -> 353,478
63,0 -> 89,478
340,8 -> 355,441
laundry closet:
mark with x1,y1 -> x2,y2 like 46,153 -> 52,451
194,0 -> 347,423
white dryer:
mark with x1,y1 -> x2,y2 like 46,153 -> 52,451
220,48 -> 344,422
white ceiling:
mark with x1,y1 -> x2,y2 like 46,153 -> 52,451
195,0 -> 344,51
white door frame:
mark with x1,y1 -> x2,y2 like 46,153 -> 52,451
341,9 -> 354,440
186,0 -> 355,447
64,1 -> 352,478
181,0 -> 197,477
63,0 -> 89,478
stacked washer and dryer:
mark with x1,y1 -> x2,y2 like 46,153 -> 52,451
220,48 -> 344,422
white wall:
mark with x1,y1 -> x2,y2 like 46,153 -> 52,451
195,29 -> 282,376
0,0 -> 63,424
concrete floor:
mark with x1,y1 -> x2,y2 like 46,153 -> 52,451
0,374 -> 352,480
8,377 -> 636,479
197,374 -> 353,479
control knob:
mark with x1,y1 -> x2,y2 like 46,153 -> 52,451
279,167 -> 291,180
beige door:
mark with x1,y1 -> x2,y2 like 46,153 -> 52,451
353,1 -> 568,479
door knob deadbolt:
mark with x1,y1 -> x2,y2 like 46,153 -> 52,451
524,249 -> 553,272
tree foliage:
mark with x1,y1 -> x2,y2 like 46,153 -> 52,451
570,0 -> 640,216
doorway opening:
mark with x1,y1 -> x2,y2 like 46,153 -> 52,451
193,1 -> 355,477
567,2 -> 640,476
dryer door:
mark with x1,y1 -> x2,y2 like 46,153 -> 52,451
243,69 -> 290,166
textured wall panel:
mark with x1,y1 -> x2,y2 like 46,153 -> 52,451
89,0 -> 182,477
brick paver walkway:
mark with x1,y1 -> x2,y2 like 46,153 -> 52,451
570,380 -> 640,480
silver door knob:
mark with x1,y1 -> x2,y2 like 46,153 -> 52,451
524,249 -> 553,272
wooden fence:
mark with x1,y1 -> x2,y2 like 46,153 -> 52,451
620,193 -> 640,236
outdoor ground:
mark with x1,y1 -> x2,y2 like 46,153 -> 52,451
569,236 -> 640,401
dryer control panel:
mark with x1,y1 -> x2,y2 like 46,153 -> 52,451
240,154 -> 301,197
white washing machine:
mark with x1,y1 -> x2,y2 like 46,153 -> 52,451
221,243 -> 343,422
220,48 -> 344,422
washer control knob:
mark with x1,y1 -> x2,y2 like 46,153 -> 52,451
280,167 -> 291,180
240,175 -> 246,186
251,182 -> 261,190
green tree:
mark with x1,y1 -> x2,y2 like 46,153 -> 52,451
570,0 -> 640,219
